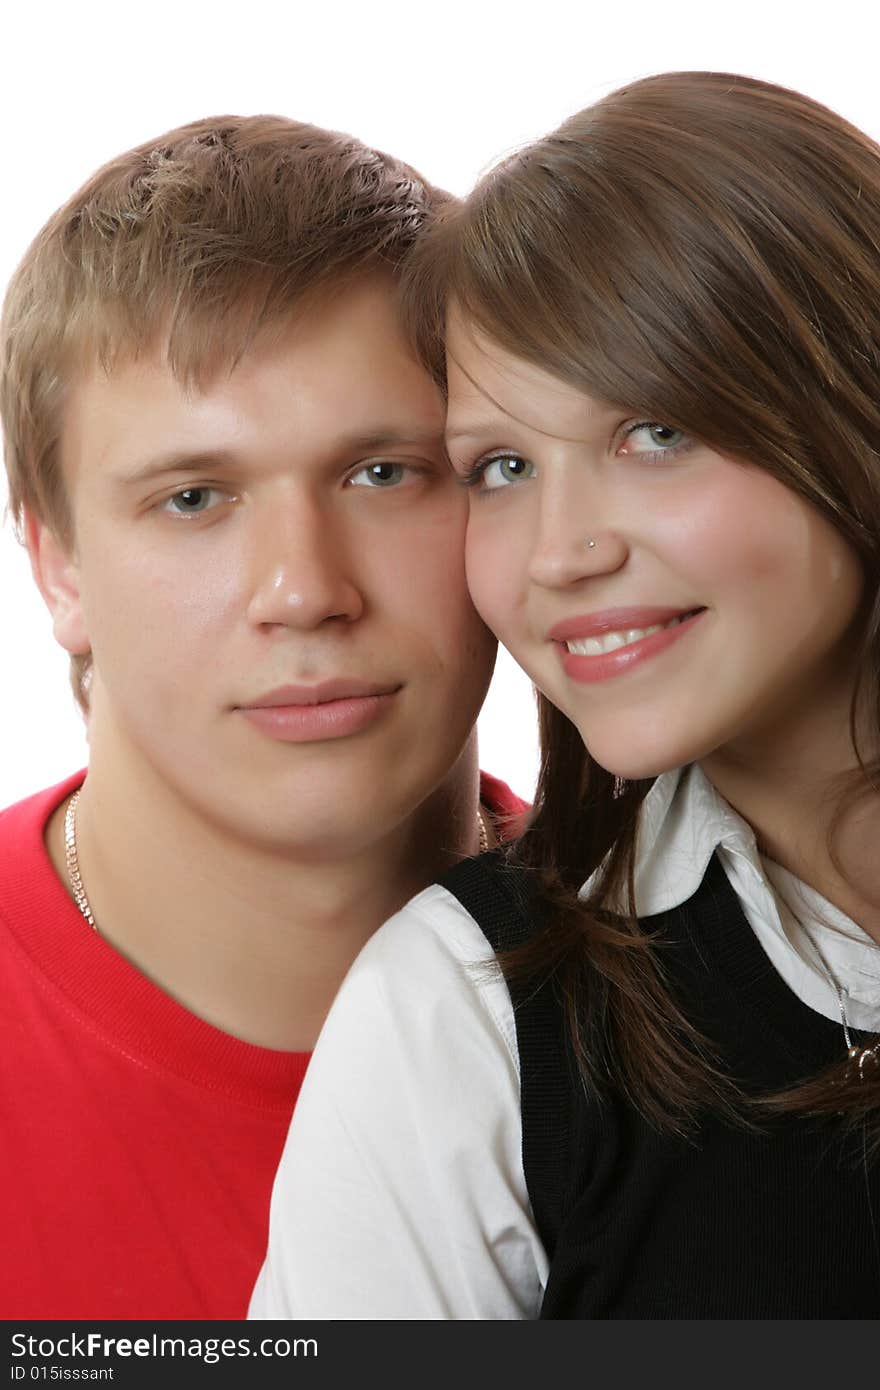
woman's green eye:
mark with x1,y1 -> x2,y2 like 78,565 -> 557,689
481,455 -> 535,490
623,423 -> 687,455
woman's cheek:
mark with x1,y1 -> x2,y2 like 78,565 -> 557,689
464,518 -> 512,637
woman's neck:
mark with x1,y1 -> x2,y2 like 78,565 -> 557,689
700,739 -> 878,945
700,701 -> 880,945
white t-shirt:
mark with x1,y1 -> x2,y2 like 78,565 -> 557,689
249,765 -> 880,1320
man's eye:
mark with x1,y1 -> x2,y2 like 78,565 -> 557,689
163,487 -> 225,516
479,454 -> 535,491
348,462 -> 407,488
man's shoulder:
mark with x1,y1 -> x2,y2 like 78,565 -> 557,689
0,771 -> 84,864
479,769 -> 530,840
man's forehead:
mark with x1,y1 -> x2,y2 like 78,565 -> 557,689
60,333 -> 445,490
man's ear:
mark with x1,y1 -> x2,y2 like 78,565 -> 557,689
23,510 -> 91,656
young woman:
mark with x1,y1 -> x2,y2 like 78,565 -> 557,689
250,72 -> 880,1319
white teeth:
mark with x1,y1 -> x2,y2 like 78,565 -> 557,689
565,618 -> 681,657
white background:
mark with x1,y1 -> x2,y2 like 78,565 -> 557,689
2,0 -> 879,807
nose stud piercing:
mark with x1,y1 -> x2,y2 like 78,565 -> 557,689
585,538 -> 597,549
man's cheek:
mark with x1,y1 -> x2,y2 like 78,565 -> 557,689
461,552 -> 501,634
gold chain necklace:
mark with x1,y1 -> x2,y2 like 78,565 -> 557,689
64,789 -> 98,932
767,872 -> 879,1079
796,912 -> 878,1078
828,978 -> 879,1079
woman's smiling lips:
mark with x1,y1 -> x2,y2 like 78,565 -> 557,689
236,679 -> 402,742
548,606 -> 706,684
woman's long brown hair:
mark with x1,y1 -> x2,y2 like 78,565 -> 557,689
403,71 -> 880,1143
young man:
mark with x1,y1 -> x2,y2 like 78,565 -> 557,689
0,116 -> 516,1319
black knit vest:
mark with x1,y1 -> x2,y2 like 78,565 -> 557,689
440,850 -> 880,1319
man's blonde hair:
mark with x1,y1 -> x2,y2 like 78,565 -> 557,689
1,113 -> 447,707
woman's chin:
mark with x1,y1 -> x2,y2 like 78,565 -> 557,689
579,734 -> 698,783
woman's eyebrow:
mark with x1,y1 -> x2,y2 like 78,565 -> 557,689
445,423 -> 497,445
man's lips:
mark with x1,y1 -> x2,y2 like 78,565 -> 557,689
238,679 -> 401,709
236,680 -> 402,742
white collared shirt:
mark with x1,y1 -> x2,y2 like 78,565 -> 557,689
615,764 -> 880,1032
250,766 -> 880,1320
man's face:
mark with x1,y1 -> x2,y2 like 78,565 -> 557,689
42,275 -> 496,855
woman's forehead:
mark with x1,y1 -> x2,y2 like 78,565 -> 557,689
445,317 -> 621,445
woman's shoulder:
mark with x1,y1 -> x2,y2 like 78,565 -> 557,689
335,877 -> 520,1074
254,875 -> 541,1320
364,878 -> 499,961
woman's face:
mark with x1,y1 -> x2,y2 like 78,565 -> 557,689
445,313 -> 866,781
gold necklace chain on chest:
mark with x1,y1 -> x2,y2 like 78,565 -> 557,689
795,910 -> 879,1077
757,872 -> 878,1080
829,976 -> 879,1078
64,789 -> 98,932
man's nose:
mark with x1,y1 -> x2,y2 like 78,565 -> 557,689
246,493 -> 364,631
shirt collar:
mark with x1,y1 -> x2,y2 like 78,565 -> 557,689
578,763 -> 759,916
576,764 -> 880,1022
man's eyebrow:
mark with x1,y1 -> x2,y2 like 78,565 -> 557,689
116,450 -> 240,485
339,426 -> 445,452
116,429 -> 446,485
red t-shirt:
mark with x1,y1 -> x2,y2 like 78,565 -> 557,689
0,770 -> 526,1319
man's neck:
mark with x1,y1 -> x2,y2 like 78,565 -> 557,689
45,741 -> 483,1050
